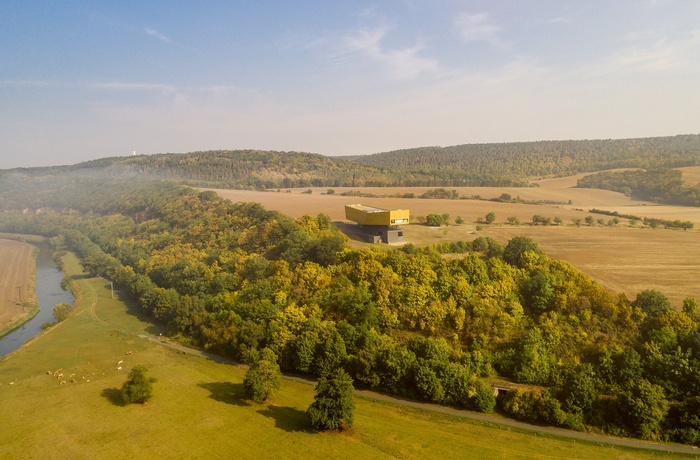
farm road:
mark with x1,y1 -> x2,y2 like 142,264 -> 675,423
139,333 -> 700,457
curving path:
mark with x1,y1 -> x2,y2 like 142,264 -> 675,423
81,278 -> 700,456
137,332 -> 700,456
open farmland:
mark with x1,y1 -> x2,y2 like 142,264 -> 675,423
0,239 -> 36,335
207,175 -> 700,306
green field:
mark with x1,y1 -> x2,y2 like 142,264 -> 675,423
0,252 -> 696,459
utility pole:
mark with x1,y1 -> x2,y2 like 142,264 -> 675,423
110,282 -> 114,299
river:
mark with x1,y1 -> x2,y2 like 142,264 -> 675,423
0,244 -> 74,357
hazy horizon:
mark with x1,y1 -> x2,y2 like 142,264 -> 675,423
2,1 -> 699,169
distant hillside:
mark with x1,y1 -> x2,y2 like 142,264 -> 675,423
3,150 -> 404,189
343,134 -> 700,182
3,135 -> 700,190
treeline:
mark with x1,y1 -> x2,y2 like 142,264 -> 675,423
4,135 -> 699,191
1,178 -> 700,444
344,134 -> 700,181
578,168 -> 700,207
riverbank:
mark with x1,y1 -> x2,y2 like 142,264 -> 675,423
0,238 -> 74,357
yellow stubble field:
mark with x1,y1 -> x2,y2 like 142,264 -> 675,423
0,239 -> 35,332
206,173 -> 700,306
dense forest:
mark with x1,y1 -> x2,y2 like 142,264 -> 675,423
577,168 -> 700,207
3,134 -> 699,190
1,176 -> 699,445
344,134 -> 700,182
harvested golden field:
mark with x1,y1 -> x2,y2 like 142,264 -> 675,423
485,227 -> 700,307
208,179 -> 700,306
0,239 -> 35,331
678,165 -> 700,186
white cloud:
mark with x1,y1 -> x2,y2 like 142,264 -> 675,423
341,26 -> 440,79
592,31 -> 700,76
145,28 -> 173,44
454,12 -> 501,45
92,82 -> 177,92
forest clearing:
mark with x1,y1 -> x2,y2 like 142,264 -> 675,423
0,239 -> 35,335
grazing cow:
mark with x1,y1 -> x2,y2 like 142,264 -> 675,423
117,360 -> 123,365
60,381 -> 66,385
117,367 -> 122,370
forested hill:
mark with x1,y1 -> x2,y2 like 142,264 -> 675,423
5,150 -> 397,189
344,134 -> 700,180
4,134 -> 700,189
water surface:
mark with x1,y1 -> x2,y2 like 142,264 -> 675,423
0,244 -> 74,357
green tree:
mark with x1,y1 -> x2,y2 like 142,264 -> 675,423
683,297 -> 699,316
617,379 -> 669,440
633,289 -> 671,318
121,365 -> 156,404
506,216 -> 520,225
485,212 -> 496,224
426,214 -> 444,226
307,368 -> 355,431
585,216 -> 595,226
559,363 -> 598,413
455,216 -> 464,225
243,348 -> 281,402
503,236 -> 542,268
53,303 -> 73,322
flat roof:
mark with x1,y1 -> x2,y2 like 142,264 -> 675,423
346,204 -> 388,213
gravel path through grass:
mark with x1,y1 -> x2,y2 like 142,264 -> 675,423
137,333 -> 700,456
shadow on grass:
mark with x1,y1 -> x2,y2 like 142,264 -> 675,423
68,273 -> 91,282
101,387 -> 126,407
257,405 -> 314,433
198,382 -> 250,407
101,284 -> 165,336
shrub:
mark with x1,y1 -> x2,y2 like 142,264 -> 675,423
121,365 -> 156,404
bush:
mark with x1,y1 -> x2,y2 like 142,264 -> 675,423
469,379 -> 496,413
121,365 -> 156,404
53,303 -> 73,322
426,214 -> 444,226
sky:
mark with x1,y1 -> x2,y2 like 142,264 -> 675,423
1,1 -> 699,169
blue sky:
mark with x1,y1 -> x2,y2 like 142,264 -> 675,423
1,1 -> 699,169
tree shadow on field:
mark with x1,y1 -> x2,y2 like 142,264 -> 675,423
257,405 -> 314,433
198,382 -> 250,407
101,387 -> 126,407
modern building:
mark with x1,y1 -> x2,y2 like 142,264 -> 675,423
344,204 -> 409,244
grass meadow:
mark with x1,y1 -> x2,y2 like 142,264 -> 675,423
0,254 -> 695,459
